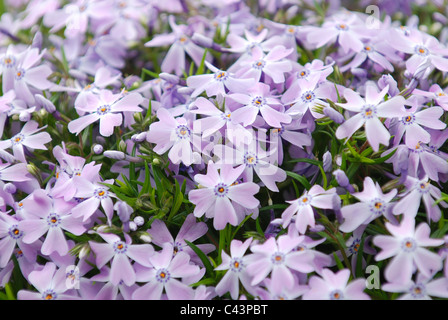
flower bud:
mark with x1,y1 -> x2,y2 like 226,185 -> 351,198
129,221 -> 137,232
139,232 -> 152,243
93,144 -> 103,154
333,169 -> 355,193
134,216 -> 144,226
322,151 -> 332,173
131,132 -> 147,143
3,183 -> 16,194
35,94 -> 56,113
323,106 -> 344,124
159,72 -> 180,84
19,111 -> 31,122
114,200 -> 133,223
103,150 -> 126,160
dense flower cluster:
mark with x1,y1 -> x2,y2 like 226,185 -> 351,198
1,0 -> 448,301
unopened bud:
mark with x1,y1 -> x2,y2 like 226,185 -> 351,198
93,144 -> 103,154
118,140 -> 127,153
19,111 -> 31,122
159,72 -> 180,84
333,169 -> 355,193
78,244 -> 90,260
152,158 -> 161,166
139,232 -> 152,243
323,106 -> 344,124
322,151 -> 332,172
26,163 -> 40,178
103,150 -> 126,160
129,221 -> 137,231
3,183 -> 16,194
134,216 -> 144,226
131,132 -> 147,143
133,112 -> 144,123
35,94 -> 56,113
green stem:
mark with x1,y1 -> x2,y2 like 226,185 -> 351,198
5,283 -> 15,300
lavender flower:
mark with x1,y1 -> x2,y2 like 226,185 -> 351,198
188,161 -> 260,230
373,216 -> 444,284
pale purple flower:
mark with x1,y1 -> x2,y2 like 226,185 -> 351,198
393,175 -> 447,223
228,82 -> 291,128
146,108 -> 200,166
256,275 -> 308,300
0,211 -> 39,268
373,216 -> 444,283
147,214 -> 215,265
387,28 -> 448,73
132,244 -> 201,300
392,105 -> 446,148
68,89 -> 143,137
335,82 -> 406,151
233,45 -> 293,85
0,120 -> 51,163
405,140 -> 448,181
188,161 -> 260,230
190,96 -> 252,145
89,266 -> 139,300
213,136 -> 287,192
245,234 -> 315,290
19,189 -> 86,256
17,262 -> 81,300
412,84 -> 448,111
302,268 -> 370,300
339,177 -> 397,233
281,185 -> 338,233
215,238 -> 258,299
11,47 -> 54,106
306,12 -> 367,53
145,15 -> 209,76
43,0 -> 112,38
282,73 -> 336,118
50,146 -> 102,201
89,232 -> 154,287
382,273 -> 448,300
70,177 -> 116,224
186,61 -> 255,98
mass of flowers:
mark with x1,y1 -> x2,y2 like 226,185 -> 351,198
1,0 -> 448,301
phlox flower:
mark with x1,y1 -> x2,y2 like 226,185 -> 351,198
245,233 -> 315,290
339,177 -> 397,233
186,61 -> 255,98
232,45 -> 293,85
282,73 -> 336,118
393,175 -> 447,223
145,15 -> 209,76
0,211 -> 39,268
382,273 -> 448,300
147,214 -> 215,266
18,262 -> 81,300
189,96 -> 252,145
215,238 -> 258,300
373,216 -> 444,284
132,244 -> 201,300
68,89 -> 143,137
89,266 -> 139,300
146,108 -> 200,166
50,145 -> 102,201
213,135 -> 287,192
281,185 -> 338,233
256,275 -> 308,300
70,177 -> 116,224
387,28 -> 448,73
228,82 -> 291,128
188,161 -> 260,230
89,232 -> 154,287
412,84 -> 448,111
391,105 -> 446,148
302,268 -> 370,300
18,189 -> 86,256
305,12 -> 368,53
0,120 -> 51,163
335,82 -> 406,151
9,47 -> 54,105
